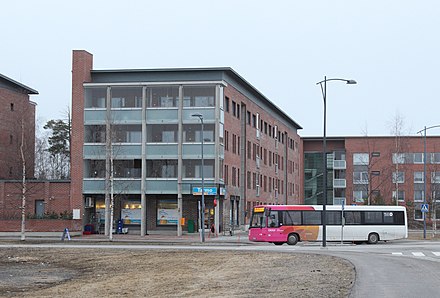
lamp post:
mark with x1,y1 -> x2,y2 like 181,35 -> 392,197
192,113 -> 205,243
417,124 -> 440,240
316,76 -> 357,247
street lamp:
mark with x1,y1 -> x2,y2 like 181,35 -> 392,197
417,124 -> 440,240
192,113 -> 205,243
316,76 -> 357,247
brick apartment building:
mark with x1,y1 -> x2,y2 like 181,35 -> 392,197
71,50 -> 302,235
0,73 -> 74,234
0,73 -> 37,179
302,136 -> 440,222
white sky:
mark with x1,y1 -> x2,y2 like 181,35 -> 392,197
2,0 -> 439,137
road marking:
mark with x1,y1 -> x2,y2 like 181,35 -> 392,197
392,252 -> 403,256
412,252 -> 425,257
433,252 -> 440,256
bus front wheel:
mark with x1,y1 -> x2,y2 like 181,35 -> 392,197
287,233 -> 299,245
367,233 -> 379,244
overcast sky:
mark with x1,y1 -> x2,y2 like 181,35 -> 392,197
2,1 -> 439,137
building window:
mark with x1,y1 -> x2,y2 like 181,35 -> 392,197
85,125 -> 106,143
225,97 -> 230,112
413,153 -> 424,164
414,190 -> 424,202
85,87 -> 107,108
353,190 -> 367,203
432,191 -> 440,202
432,172 -> 440,183
182,86 -> 215,107
147,160 -> 178,178
414,205 -> 423,220
182,124 -> 214,142
182,159 -> 214,178
392,153 -> 405,164
225,131 -> 229,151
372,152 -> 380,157
247,171 -> 251,189
392,172 -> 405,183
232,167 -> 237,186
353,172 -> 369,184
247,111 -> 251,125
111,87 -> 143,108
431,153 -> 440,164
156,199 -> 178,226
392,190 -> 405,202
414,172 -> 424,183
353,153 -> 369,165
252,114 -> 256,128
113,125 -> 142,143
224,165 -> 229,185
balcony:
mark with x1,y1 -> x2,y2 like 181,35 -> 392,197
333,160 -> 346,169
333,179 -> 346,188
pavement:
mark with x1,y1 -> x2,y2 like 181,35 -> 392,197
0,229 -> 438,246
0,230 -> 254,246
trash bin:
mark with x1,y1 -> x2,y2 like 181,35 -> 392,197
187,219 -> 195,233
117,219 -> 123,234
83,224 -> 93,235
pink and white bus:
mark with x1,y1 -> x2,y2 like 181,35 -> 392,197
248,205 -> 407,245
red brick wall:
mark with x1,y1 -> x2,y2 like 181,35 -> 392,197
71,50 -> 93,212
223,84 -> 301,218
0,219 -> 82,232
0,88 -> 35,179
0,180 -> 76,231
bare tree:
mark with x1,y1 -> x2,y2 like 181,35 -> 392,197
388,111 -> 407,206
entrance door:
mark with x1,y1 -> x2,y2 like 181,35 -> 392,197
35,200 -> 45,218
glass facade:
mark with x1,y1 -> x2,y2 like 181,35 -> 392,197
304,152 -> 337,205
83,84 -> 222,195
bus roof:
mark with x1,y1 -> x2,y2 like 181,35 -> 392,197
254,205 -> 406,211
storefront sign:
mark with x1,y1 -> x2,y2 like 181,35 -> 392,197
192,187 -> 217,196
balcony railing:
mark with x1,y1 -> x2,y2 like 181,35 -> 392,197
333,160 -> 346,169
333,179 -> 346,188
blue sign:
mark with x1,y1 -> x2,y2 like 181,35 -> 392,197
192,187 -> 217,196
421,204 -> 429,213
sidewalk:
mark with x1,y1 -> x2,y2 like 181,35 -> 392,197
0,230 -> 253,246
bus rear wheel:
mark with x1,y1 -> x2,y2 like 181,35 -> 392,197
287,233 -> 299,245
367,233 -> 379,244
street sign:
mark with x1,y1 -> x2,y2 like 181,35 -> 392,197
192,187 -> 217,196
421,204 -> 429,213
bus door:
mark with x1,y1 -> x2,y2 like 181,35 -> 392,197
249,208 -> 266,241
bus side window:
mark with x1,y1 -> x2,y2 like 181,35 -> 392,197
283,211 -> 301,225
268,211 -> 279,227
345,211 -> 361,225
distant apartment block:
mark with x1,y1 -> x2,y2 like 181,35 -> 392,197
302,136 -> 440,221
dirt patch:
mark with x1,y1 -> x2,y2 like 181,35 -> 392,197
0,248 -> 354,297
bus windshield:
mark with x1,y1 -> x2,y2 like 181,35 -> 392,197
250,208 -> 266,228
